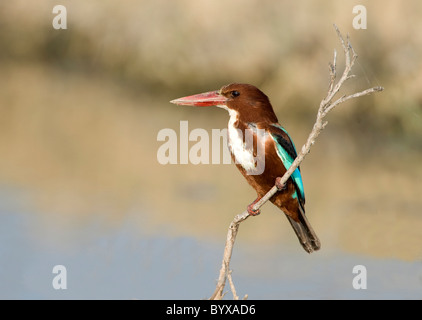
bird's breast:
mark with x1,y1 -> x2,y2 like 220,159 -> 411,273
227,111 -> 266,173
228,125 -> 256,171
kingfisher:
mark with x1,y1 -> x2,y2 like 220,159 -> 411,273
171,83 -> 320,253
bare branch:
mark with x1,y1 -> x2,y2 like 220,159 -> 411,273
210,213 -> 248,300
325,86 -> 384,115
227,271 -> 239,300
328,49 -> 337,93
210,24 -> 384,300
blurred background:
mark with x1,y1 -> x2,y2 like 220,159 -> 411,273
0,0 -> 421,299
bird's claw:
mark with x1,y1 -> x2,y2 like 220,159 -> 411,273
275,177 -> 286,191
247,198 -> 261,216
247,204 -> 261,216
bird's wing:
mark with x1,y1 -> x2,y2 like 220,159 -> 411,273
269,124 -> 305,205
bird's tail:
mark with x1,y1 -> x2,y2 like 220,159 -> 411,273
286,207 -> 321,253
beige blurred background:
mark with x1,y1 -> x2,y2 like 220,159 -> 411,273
0,0 -> 421,287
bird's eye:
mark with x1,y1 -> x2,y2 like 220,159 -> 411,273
231,90 -> 240,98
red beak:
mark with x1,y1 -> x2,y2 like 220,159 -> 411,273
170,90 -> 227,107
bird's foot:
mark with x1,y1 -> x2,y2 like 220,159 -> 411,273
275,177 -> 286,191
247,198 -> 261,216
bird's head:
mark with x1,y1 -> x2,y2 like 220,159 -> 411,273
171,83 -> 278,123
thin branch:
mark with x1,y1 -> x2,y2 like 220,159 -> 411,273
328,49 -> 337,93
210,213 -> 248,300
325,86 -> 383,115
227,270 -> 239,300
210,24 -> 384,300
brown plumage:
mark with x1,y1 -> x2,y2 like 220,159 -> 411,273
171,83 -> 321,253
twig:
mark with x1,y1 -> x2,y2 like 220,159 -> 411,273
227,270 -> 239,300
209,24 -> 384,300
209,213 -> 248,300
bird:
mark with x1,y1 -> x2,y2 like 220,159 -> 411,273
171,83 -> 320,253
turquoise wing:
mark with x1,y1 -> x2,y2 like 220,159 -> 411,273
270,124 -> 305,203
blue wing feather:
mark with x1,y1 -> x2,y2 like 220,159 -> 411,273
269,124 -> 305,203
